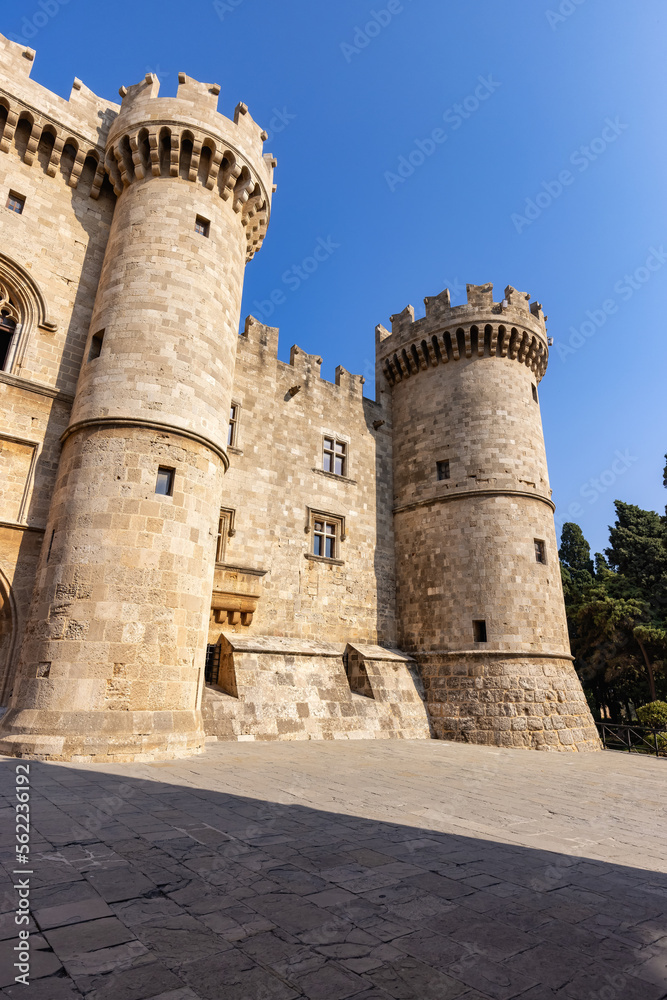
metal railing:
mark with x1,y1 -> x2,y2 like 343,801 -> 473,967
596,722 -> 667,758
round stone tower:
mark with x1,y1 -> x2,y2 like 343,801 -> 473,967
0,73 -> 274,760
377,283 -> 599,752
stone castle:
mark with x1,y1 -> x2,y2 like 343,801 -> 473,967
0,35 -> 600,760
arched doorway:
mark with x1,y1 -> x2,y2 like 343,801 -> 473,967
0,575 -> 16,706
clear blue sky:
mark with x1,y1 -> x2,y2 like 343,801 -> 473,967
7,0 -> 666,555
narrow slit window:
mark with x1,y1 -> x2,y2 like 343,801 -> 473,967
323,438 -> 347,476
534,539 -> 547,564
6,192 -> 25,214
195,215 -> 210,237
436,459 -> 450,481
473,620 -> 487,643
532,384 -> 538,403
216,508 -> 235,562
155,467 -> 175,496
0,314 -> 16,371
228,404 -> 238,447
88,330 -> 104,361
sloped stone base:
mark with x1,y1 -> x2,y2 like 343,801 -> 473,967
416,651 -> 600,751
203,634 -> 432,741
0,708 -> 205,762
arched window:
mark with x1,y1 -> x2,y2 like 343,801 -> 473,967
0,281 -> 20,372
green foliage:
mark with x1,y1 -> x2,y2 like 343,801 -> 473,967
559,522 -> 594,575
606,501 -> 667,612
559,454 -> 667,719
636,701 -> 667,729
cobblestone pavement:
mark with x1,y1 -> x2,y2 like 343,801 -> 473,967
1,739 -> 665,999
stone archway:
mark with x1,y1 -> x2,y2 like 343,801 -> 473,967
0,574 -> 16,706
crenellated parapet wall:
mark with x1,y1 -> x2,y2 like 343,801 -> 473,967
105,74 -> 275,260
377,283 -> 550,386
239,316 -> 368,400
0,35 -> 119,199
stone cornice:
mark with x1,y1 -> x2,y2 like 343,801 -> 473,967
61,418 -> 229,470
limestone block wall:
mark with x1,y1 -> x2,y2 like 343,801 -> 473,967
0,69 -> 275,761
210,317 -> 396,645
0,33 -> 117,705
202,634 -> 431,741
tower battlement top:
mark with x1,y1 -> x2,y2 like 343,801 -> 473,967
382,283 -> 547,343
104,73 -> 275,260
109,71 -> 275,193
377,284 -> 550,384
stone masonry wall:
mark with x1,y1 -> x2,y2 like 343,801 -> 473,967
209,317 -> 397,646
0,35 -> 117,703
203,635 -> 431,741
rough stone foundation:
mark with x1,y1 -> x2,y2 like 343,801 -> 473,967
417,653 -> 600,751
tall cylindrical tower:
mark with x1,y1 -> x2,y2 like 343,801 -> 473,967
377,283 -> 599,752
0,74 -> 274,760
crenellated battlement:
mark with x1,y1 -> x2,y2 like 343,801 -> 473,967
239,316 -> 366,398
377,282 -> 550,385
0,35 -> 275,259
0,34 -> 119,199
106,73 -> 275,261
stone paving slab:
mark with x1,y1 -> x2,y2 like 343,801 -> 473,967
0,740 -> 666,999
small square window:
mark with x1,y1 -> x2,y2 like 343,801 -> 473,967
532,384 -> 538,402
473,620 -> 487,643
195,215 -> 210,237
534,539 -> 547,564
7,192 -> 25,214
228,403 -> 239,448
155,467 -> 174,496
88,329 -> 104,361
323,437 -> 347,476
436,460 -> 450,481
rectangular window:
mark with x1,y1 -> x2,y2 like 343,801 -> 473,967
532,384 -> 538,402
88,330 -> 104,361
195,215 -> 210,237
155,467 -> 174,496
534,539 -> 547,564
473,620 -> 487,643
436,460 -> 450,481
6,192 -> 25,214
228,404 -> 238,448
323,437 -> 347,476
313,519 -> 338,559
